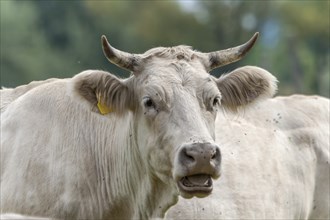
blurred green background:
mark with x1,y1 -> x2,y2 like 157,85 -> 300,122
1,0 -> 329,97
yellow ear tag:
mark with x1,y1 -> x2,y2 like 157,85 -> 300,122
97,101 -> 112,115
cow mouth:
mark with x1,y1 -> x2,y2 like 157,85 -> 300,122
177,174 -> 213,198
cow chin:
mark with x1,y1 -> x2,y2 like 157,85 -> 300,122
177,174 -> 213,198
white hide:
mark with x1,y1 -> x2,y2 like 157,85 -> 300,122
0,60 -> 277,218
166,95 -> 330,219
0,76 -> 173,219
0,213 -> 53,219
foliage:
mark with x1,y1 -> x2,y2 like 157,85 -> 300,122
0,0 -> 329,97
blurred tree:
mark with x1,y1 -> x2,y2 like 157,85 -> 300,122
195,0 -> 329,97
1,0 -> 61,87
278,1 -> 329,96
0,0 -> 328,97
32,0 -> 106,77
85,0 -> 216,78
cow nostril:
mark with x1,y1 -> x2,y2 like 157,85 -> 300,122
187,154 -> 194,161
211,147 -> 221,163
212,147 -> 220,158
211,152 -> 216,160
181,148 -> 195,163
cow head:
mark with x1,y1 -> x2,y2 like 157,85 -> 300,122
75,33 -> 277,199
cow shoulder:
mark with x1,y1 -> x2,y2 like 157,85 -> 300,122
0,78 -> 58,113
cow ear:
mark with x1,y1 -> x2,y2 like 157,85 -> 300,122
73,70 -> 134,115
217,66 -> 278,112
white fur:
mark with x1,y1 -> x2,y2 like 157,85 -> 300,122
1,64 -> 277,219
166,95 -> 330,219
0,213 -> 52,219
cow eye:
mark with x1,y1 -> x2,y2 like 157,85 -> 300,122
143,97 -> 155,108
212,96 -> 221,107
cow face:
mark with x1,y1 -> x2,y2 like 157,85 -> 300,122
75,33 -> 277,199
132,58 -> 222,199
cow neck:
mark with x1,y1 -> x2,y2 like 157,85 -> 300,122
130,113 -> 179,219
93,112 -> 178,219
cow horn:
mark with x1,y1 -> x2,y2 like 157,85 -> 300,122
101,35 -> 141,72
203,32 -> 259,71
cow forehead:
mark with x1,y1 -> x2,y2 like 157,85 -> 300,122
136,61 -> 214,94
142,45 -> 195,60
141,45 -> 207,73
132,47 -> 218,103
139,53 -> 209,83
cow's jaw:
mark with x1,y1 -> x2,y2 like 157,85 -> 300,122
177,174 -> 213,198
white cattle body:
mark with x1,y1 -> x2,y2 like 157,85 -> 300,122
0,213 -> 53,219
1,33 -> 280,219
166,95 -> 330,219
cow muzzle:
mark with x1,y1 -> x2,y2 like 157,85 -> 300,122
175,142 -> 221,198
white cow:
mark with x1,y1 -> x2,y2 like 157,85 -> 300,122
2,95 -> 329,220
0,213 -> 53,219
166,95 -> 330,219
3,95 -> 328,220
1,33 -> 277,219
